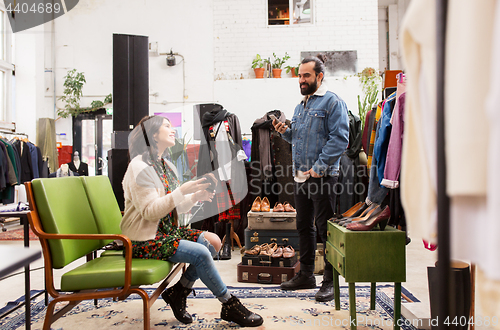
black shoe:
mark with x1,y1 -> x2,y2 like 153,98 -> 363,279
219,242 -> 231,260
161,282 -> 193,324
280,271 -> 316,290
315,281 -> 334,302
220,223 -> 232,260
221,295 -> 263,327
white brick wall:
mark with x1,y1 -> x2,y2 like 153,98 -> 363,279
214,0 -> 379,80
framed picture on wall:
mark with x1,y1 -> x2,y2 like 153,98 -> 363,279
300,50 -> 357,77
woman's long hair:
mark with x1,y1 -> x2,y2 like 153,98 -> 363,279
128,115 -> 167,164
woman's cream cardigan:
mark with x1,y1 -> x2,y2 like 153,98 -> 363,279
120,155 -> 196,241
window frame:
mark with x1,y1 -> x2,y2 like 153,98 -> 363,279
267,0 -> 313,27
0,2 -> 14,123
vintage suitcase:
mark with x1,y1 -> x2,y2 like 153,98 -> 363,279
244,228 -> 300,252
241,252 -> 298,267
247,211 -> 297,230
237,261 -> 300,284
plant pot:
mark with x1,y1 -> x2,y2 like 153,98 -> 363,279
291,69 -> 298,78
254,68 -> 265,79
272,68 -> 282,78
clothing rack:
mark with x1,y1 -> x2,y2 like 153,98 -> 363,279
436,0 -> 451,328
0,130 -> 29,138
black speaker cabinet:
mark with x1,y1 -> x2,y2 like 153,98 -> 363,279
109,34 -> 149,209
108,149 -> 129,210
112,34 -> 149,131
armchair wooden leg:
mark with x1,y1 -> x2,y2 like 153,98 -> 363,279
134,289 -> 150,330
43,300 -> 58,330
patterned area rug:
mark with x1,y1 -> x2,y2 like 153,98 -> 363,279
0,285 -> 420,330
0,228 -> 38,241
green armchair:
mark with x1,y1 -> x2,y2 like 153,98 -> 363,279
25,176 -> 184,330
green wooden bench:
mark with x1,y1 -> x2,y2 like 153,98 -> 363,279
26,176 -> 184,330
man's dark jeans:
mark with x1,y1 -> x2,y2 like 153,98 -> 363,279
294,175 -> 338,282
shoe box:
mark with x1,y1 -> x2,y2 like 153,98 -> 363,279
244,228 -> 300,252
237,261 -> 300,284
241,253 -> 298,267
247,211 -> 296,230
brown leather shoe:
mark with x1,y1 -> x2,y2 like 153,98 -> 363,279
261,197 -> 270,212
244,244 -> 261,255
283,202 -> 296,212
258,243 -> 268,253
259,242 -> 277,256
271,246 -> 283,258
268,242 -> 278,254
341,201 -> 364,218
273,202 -> 284,212
251,197 -> 261,212
283,245 -> 295,258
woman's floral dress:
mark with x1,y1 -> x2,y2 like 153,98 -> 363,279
131,158 -> 202,261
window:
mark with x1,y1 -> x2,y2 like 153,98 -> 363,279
0,3 -> 14,122
268,0 -> 312,26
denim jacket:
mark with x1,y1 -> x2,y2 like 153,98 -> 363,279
281,84 -> 349,177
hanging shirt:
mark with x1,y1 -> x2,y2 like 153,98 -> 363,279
210,121 -> 247,181
382,92 -> 406,189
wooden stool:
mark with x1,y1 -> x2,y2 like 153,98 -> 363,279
221,219 -> 242,250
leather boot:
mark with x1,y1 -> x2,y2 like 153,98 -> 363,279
315,281 -> 334,302
219,222 -> 232,260
221,295 -> 263,327
280,270 -> 316,290
161,282 -> 193,324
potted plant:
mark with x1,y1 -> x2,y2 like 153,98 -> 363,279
271,52 -> 290,78
285,64 -> 299,78
251,54 -> 266,78
355,67 -> 381,128
58,69 -> 112,118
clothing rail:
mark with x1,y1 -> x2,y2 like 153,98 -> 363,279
436,0 -> 451,328
0,130 -> 29,137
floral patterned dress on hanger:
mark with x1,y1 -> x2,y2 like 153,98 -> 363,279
131,158 -> 202,261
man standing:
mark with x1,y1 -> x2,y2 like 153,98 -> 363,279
273,56 -> 349,302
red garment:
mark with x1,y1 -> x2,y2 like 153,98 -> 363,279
361,109 -> 372,153
216,181 -> 240,221
185,144 -> 200,176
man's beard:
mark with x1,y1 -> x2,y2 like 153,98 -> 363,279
300,78 -> 318,95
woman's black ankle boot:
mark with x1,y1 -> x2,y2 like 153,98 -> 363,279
161,282 -> 193,324
221,295 -> 263,327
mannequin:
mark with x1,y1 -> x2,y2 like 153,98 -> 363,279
60,164 -> 70,176
67,151 -> 89,176
197,108 -> 247,258
49,163 -> 77,177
